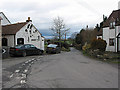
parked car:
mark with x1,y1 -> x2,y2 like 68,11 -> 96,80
46,44 -> 61,54
9,44 -> 43,57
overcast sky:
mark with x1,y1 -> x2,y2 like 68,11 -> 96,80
0,0 -> 120,38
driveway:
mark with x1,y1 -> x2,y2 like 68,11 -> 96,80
2,48 -> 118,88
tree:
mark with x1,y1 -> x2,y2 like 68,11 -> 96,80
51,16 -> 70,41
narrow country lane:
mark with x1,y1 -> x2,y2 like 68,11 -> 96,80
27,48 -> 118,88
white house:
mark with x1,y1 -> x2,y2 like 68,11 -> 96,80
102,9 -> 120,52
2,17 -> 45,50
0,12 -> 11,25
0,16 -> 2,48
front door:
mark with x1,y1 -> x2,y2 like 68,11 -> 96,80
17,38 -> 24,45
2,38 -> 8,46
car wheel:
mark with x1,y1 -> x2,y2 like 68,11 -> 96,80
22,51 -> 26,57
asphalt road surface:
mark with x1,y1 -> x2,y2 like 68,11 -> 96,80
2,48 -> 118,88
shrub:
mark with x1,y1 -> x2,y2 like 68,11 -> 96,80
82,43 -> 91,52
74,44 -> 82,50
61,47 -> 70,52
61,42 -> 70,49
91,38 -> 107,51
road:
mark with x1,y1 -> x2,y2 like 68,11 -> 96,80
2,48 -> 118,88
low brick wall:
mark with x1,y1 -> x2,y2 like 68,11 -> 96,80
2,46 -> 10,59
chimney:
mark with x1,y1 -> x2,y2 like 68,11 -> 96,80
118,1 -> 120,9
26,17 -> 32,22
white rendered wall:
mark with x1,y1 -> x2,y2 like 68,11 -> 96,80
103,26 -> 120,52
118,1 -> 120,9
103,27 -> 115,52
16,22 -> 42,49
0,13 -> 10,25
2,35 -> 15,47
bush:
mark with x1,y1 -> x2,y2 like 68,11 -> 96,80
61,42 -> 70,49
74,44 -> 82,50
91,38 -> 107,51
82,43 -> 91,52
61,47 -> 70,52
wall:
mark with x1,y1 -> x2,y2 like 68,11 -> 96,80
103,26 -> 120,52
103,27 -> 116,52
2,35 -> 15,47
16,22 -> 42,49
0,12 -> 11,25
41,37 -> 45,50
118,1 -> 120,9
0,17 -> 2,48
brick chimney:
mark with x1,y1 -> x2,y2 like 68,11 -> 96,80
26,17 -> 32,22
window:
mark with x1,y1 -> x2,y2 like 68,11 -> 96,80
110,22 -> 115,29
24,45 -> 31,48
27,24 -> 30,29
30,45 -> 36,48
29,30 -> 32,34
30,24 -> 33,29
25,29 -> 28,32
38,36 -> 40,40
109,38 -> 115,46
28,37 -> 29,42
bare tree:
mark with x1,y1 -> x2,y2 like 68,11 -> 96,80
51,16 -> 70,41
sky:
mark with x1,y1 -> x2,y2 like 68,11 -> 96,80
0,0 -> 120,39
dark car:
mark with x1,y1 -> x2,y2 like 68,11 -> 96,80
9,44 -> 43,57
46,44 -> 61,54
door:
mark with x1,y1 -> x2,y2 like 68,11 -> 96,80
17,38 -> 24,45
2,38 -> 8,46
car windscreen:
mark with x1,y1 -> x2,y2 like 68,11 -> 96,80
47,44 -> 57,48
15,45 -> 24,48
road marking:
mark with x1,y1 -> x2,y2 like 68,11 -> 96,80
15,70 -> 20,73
19,67 -> 22,69
10,74 -> 14,78
25,61 -> 28,63
22,64 -> 25,66
20,80 -> 26,84
32,58 -> 35,60
29,60 -> 31,62
21,74 -> 26,79
24,70 -> 28,73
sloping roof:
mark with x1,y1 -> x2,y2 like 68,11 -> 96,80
2,22 -> 27,35
103,9 -> 120,28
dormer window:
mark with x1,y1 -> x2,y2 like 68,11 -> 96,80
110,22 -> 115,29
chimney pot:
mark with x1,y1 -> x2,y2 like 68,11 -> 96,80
26,17 -> 32,22
28,17 -> 30,20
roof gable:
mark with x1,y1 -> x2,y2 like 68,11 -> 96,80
103,9 -> 120,28
0,12 -> 11,25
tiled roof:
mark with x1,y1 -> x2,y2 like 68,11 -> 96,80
103,9 -> 120,28
2,22 -> 27,35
